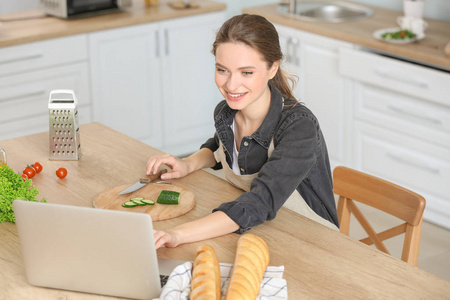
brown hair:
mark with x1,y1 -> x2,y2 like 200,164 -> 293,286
212,14 -> 298,101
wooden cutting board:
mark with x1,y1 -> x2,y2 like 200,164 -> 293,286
93,183 -> 195,221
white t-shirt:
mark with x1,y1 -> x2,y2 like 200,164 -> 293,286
230,119 -> 240,175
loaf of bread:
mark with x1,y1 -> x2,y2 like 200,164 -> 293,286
225,234 -> 270,300
190,244 -> 221,300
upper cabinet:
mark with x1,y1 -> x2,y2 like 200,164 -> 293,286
89,12 -> 225,156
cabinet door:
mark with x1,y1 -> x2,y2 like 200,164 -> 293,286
89,23 -> 163,148
160,12 -> 225,156
354,120 -> 450,229
275,24 -> 302,100
299,33 -> 352,169
0,63 -> 91,140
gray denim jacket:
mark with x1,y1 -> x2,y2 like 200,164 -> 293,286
201,85 -> 339,233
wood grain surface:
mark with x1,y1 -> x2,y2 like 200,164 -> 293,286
93,183 -> 195,221
1,123 -> 449,299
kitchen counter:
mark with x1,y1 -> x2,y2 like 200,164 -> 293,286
1,122 -> 450,299
243,1 -> 450,71
0,0 -> 226,48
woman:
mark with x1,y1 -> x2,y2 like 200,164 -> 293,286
147,14 -> 339,249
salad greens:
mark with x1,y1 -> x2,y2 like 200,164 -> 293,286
381,29 -> 416,40
0,165 -> 46,223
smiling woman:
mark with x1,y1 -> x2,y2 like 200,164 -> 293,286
146,14 -> 338,250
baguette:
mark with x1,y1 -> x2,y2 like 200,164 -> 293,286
190,244 -> 221,300
225,234 -> 270,300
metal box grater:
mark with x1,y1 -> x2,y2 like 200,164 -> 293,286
48,90 -> 81,160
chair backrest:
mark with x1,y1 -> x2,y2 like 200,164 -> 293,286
333,166 -> 426,266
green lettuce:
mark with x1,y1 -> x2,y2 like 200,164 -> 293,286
0,165 -> 46,223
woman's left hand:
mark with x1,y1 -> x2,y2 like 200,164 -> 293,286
153,229 -> 179,249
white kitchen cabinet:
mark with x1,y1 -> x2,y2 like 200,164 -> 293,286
89,22 -> 163,149
275,24 -> 450,229
89,12 -> 225,156
340,47 -> 450,229
275,24 -> 302,100
0,35 -> 92,140
298,32 -> 352,170
275,24 -> 352,169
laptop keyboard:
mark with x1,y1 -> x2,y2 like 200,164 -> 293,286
160,275 -> 169,287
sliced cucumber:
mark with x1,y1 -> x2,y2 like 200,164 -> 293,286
130,197 -> 144,202
130,197 -> 146,205
141,199 -> 155,205
122,201 -> 138,208
157,190 -> 180,205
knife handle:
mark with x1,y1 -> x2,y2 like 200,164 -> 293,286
139,169 -> 167,184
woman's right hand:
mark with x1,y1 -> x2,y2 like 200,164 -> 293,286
146,153 -> 190,180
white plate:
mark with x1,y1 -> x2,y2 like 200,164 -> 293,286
373,27 -> 425,44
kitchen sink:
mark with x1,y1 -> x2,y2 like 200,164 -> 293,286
278,1 -> 374,22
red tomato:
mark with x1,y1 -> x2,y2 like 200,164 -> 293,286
21,173 -> 28,182
32,162 -> 43,173
56,167 -> 67,179
23,167 -> 36,179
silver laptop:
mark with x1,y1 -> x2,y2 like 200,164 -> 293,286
13,200 -> 184,300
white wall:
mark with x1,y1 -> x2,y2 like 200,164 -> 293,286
0,0 -> 39,15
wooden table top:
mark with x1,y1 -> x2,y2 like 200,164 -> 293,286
1,122 -> 449,299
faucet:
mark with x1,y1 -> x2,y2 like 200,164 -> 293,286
289,0 -> 297,13
279,0 -> 297,13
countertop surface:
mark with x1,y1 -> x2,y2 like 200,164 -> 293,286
1,122 -> 450,299
244,1 -> 450,71
0,0 -> 226,48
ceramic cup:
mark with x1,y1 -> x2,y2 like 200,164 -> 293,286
403,0 -> 425,19
397,16 -> 428,35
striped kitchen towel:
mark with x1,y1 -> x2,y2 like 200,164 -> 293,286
157,261 -> 287,300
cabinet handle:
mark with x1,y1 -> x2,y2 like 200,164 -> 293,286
291,37 -> 300,66
0,53 -> 43,65
374,69 -> 428,89
387,152 -> 440,174
155,31 -> 160,57
286,37 -> 292,63
164,29 -> 169,56
0,90 -> 46,103
286,37 -> 300,66
387,105 -> 442,125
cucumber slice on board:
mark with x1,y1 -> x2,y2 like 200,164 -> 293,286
157,190 -> 180,204
122,201 -> 138,208
141,199 -> 155,205
130,197 -> 146,205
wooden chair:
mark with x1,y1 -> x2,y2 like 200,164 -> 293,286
333,166 -> 426,266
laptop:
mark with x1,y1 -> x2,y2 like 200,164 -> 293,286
13,200 -> 185,300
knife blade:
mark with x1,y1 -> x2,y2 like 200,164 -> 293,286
118,169 -> 171,195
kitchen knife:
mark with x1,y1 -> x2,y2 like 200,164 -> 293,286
118,169 -> 171,195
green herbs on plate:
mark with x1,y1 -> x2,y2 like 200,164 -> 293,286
0,165 -> 46,223
381,29 -> 416,40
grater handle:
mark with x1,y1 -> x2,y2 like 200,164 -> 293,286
48,89 -> 78,106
